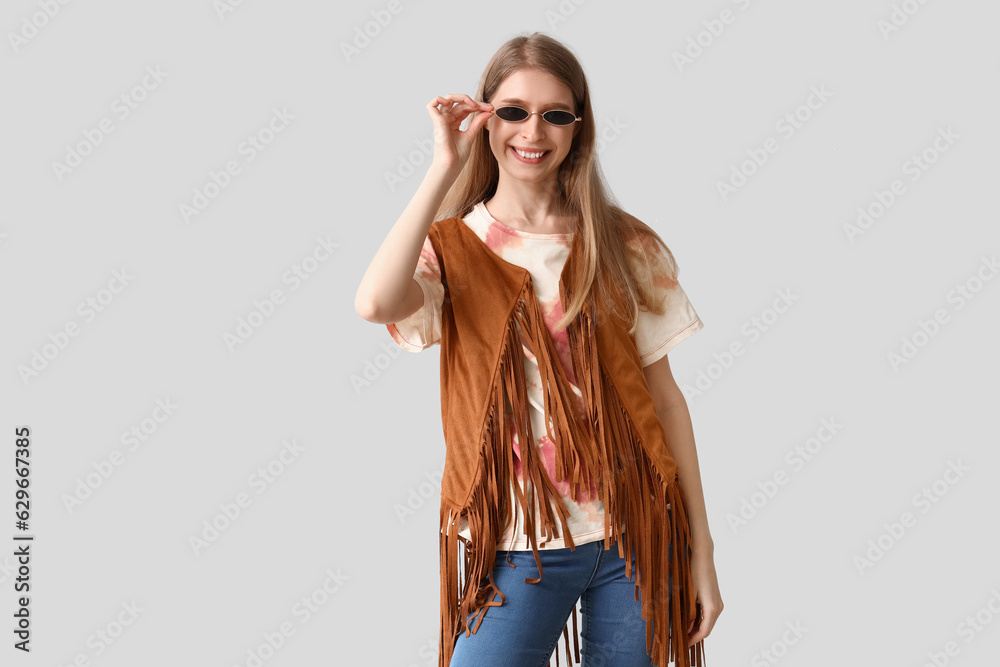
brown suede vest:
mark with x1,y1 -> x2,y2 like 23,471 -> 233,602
427,215 -> 705,667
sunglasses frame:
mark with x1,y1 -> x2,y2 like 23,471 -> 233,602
492,105 -> 582,127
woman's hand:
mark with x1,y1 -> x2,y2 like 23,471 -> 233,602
426,94 -> 493,173
688,547 -> 724,646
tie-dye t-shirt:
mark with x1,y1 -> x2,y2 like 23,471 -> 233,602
387,200 -> 704,551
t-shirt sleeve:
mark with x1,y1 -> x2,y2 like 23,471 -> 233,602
385,234 -> 444,352
630,232 -> 704,367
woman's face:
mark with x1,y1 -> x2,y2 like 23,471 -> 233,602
485,68 -> 580,186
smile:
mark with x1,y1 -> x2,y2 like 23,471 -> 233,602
510,146 -> 551,163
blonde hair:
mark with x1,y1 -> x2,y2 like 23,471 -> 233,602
435,31 -> 681,335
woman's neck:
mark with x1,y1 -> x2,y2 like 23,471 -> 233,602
484,193 -> 577,235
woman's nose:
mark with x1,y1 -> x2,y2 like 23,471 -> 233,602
521,115 -> 546,139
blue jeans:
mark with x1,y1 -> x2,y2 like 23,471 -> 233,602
449,535 -> 672,667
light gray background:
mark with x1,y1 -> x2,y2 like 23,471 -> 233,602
2,1 -> 998,665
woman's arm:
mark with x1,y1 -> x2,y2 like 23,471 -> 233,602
642,352 -> 723,643
355,94 -> 492,324
642,353 -> 712,548
354,161 -> 457,324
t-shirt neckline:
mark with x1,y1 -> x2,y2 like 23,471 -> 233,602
478,201 -> 574,239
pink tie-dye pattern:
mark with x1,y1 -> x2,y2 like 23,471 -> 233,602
537,435 -> 601,505
636,231 -> 680,291
385,202 -> 704,549
483,223 -> 527,257
509,420 -> 523,479
484,219 -> 607,545
542,295 -> 579,388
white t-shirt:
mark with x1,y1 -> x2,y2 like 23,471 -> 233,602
387,200 -> 704,550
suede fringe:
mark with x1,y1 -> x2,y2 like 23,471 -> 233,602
439,277 -> 706,667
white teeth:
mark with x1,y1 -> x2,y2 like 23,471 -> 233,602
514,148 -> 547,159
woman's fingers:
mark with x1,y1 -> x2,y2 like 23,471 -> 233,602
429,95 -> 491,122
687,599 -> 722,646
465,104 -> 493,135
425,94 -> 493,171
429,95 -> 468,115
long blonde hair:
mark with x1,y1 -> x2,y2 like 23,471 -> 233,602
435,31 -> 680,335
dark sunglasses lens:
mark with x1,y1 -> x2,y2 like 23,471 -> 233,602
543,110 -> 576,125
496,107 -> 528,122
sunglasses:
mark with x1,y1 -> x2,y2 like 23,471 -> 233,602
491,105 -> 582,127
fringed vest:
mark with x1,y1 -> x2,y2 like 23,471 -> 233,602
429,215 -> 706,667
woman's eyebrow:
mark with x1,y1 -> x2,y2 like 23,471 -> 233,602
496,97 -> 573,111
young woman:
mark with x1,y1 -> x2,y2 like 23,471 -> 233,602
356,32 -> 722,667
